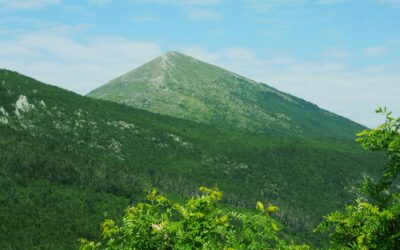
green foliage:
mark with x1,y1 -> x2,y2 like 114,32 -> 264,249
356,108 -> 400,206
80,187 -> 309,250
0,69 -> 383,248
315,109 -> 400,249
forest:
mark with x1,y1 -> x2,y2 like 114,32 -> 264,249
80,108 -> 400,249
0,70 -> 397,249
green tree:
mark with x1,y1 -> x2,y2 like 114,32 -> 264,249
80,187 -> 308,250
315,108 -> 400,249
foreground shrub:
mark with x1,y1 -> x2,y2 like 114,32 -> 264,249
315,108 -> 400,249
80,187 -> 308,250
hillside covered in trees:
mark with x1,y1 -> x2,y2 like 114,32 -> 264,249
81,109 -> 400,249
0,69 -> 385,249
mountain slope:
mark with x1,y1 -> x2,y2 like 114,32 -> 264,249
0,69 -> 382,248
88,51 -> 364,138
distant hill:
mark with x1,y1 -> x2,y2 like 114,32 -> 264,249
0,69 -> 381,249
88,51 -> 364,138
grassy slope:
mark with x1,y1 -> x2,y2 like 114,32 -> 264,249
0,69 -> 382,248
88,52 -> 364,139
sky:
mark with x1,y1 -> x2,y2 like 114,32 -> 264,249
0,0 -> 399,127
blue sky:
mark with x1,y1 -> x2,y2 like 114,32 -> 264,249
0,0 -> 399,127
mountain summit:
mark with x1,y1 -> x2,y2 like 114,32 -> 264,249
88,51 -> 363,138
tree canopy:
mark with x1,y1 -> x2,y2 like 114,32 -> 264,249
315,108 -> 400,249
80,187 -> 309,250
81,109 -> 400,249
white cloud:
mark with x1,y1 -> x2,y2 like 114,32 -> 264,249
187,9 -> 222,21
0,0 -> 60,9
136,0 -> 222,21
138,0 -> 220,6
377,0 -> 400,5
132,11 -> 159,22
222,47 -> 258,61
175,45 -> 221,62
244,0 -> 400,8
0,27 -> 162,94
242,0 -> 350,12
363,41 -> 399,57
363,46 -> 389,57
318,0 -> 350,4
88,0 -> 111,5
323,48 -> 351,59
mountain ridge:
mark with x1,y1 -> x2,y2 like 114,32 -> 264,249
88,51 -> 364,139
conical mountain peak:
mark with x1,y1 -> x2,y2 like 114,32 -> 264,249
163,51 -> 183,57
88,52 -> 363,138
157,51 -> 192,64
158,51 -> 180,62
155,51 -> 203,71
137,51 -> 197,75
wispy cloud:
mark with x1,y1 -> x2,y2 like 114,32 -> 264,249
377,0 -> 400,6
0,0 -> 60,10
245,0 -> 400,8
0,26 -> 162,93
136,0 -> 222,21
243,0 -> 350,12
318,0 -> 350,4
323,48 -> 351,59
88,0 -> 112,5
132,11 -> 159,22
187,9 -> 222,21
363,46 -> 389,57
137,0 -> 220,6
363,41 -> 400,57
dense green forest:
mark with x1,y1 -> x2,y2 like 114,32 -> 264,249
81,109 -> 399,249
0,69 -> 385,249
80,109 -> 400,249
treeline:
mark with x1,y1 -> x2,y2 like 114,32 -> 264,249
81,109 -> 400,249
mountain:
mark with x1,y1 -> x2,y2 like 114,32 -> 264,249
0,69 -> 382,248
88,51 -> 364,138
